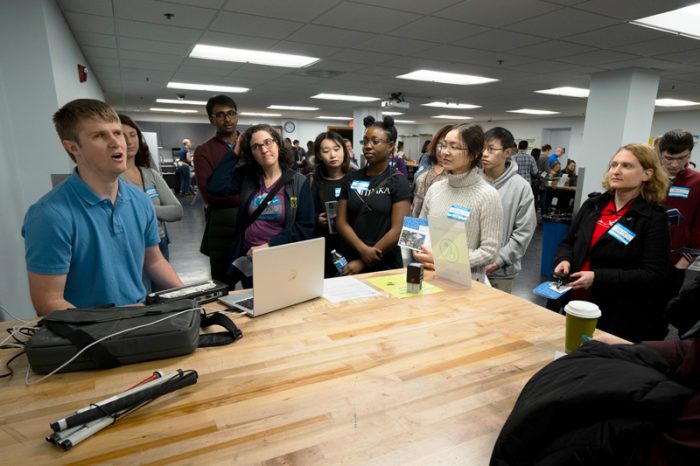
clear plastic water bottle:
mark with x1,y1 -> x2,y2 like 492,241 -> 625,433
330,249 -> 347,272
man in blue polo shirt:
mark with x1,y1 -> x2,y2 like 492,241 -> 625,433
22,99 -> 183,315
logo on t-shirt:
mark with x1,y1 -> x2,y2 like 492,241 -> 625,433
250,194 -> 282,220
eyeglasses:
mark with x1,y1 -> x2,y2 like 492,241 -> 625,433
484,146 -> 505,153
360,138 -> 389,146
436,143 -> 468,153
213,110 -> 237,120
662,152 -> 690,163
250,138 -> 276,152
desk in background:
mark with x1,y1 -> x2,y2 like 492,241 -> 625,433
1,271 -> 576,465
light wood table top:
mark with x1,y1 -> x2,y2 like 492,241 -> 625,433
1,271 -> 573,465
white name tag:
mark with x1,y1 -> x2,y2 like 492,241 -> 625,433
447,205 -> 471,222
669,186 -> 690,198
145,186 -> 159,199
334,186 -> 342,198
608,222 -> 636,245
350,180 -> 370,193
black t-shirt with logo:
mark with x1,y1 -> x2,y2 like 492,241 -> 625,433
340,166 -> 411,270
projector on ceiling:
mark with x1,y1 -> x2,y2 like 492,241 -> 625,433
381,100 -> 410,110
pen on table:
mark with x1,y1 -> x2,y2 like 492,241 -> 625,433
50,370 -> 168,432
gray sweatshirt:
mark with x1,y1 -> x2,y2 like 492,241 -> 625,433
481,160 -> 537,279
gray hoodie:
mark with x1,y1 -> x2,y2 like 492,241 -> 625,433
481,159 -> 537,278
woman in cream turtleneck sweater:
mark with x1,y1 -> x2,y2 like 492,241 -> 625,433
415,124 -> 502,281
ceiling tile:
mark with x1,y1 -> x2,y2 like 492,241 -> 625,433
82,45 -> 119,60
209,11 -> 303,39
313,3 -> 420,33
223,0 -> 341,22
353,35 -> 435,55
64,12 -> 116,34
118,37 -> 191,56
389,16 -> 488,43
58,0 -> 113,16
558,49 -> 640,66
434,0 -> 562,28
116,19 -> 201,43
457,30 -> 546,52
119,50 -> 184,64
509,8 -> 620,38
574,0 -> 694,20
510,39 -> 595,60
161,0 -> 226,8
332,49 -> 398,65
197,31 -> 278,50
269,41 -> 342,59
114,0 -> 217,29
287,25 -> 375,47
120,60 -> 180,72
565,23 -> 670,49
615,35 -> 700,57
73,31 -> 117,49
356,0 -> 465,15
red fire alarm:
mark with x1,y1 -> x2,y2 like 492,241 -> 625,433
77,64 -> 88,83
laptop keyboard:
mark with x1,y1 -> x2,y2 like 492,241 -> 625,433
236,297 -> 254,310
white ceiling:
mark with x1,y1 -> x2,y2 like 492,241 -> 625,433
57,0 -> 700,123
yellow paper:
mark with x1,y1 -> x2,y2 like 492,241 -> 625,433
366,274 -> 443,299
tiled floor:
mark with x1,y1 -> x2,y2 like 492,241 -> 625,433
167,195 -> 550,306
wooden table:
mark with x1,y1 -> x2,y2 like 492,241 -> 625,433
1,271 -> 573,465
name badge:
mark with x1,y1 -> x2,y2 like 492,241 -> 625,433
350,180 -> 370,193
447,205 -> 471,222
334,187 -> 342,199
669,186 -> 690,198
608,222 -> 636,245
145,186 -> 159,199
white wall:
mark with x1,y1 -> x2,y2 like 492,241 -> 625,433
0,0 -> 103,320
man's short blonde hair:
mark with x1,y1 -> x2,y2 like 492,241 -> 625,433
53,99 -> 120,161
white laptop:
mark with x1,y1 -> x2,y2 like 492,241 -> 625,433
218,237 -> 325,317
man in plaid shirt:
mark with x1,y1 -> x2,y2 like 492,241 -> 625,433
513,140 -> 539,184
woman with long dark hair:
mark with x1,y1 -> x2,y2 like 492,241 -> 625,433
119,114 -> 182,261
411,125 -> 451,217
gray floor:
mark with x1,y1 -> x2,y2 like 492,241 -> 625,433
167,195 -> 550,307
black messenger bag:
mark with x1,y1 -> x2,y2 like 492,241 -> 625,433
25,299 -> 242,374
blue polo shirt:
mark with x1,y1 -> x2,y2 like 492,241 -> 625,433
22,169 -> 160,308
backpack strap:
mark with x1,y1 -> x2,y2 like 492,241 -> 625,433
43,321 -> 120,369
198,311 -> 243,347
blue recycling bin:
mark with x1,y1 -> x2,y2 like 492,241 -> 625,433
540,219 -> 571,277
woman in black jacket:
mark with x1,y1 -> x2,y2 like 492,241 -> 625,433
554,143 -> 671,342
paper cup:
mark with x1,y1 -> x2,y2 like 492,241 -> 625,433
564,300 -> 601,353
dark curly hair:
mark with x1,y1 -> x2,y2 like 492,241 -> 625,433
363,115 -> 397,142
238,124 -> 293,173
118,113 -> 152,168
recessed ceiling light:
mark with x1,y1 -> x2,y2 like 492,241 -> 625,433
316,116 -> 352,120
395,120 -> 416,124
534,87 -> 590,98
268,105 -> 319,111
655,98 -> 700,107
422,101 -> 481,109
150,107 -> 198,114
431,115 -> 473,120
190,44 -> 319,68
631,4 -> 700,39
167,82 -> 249,93
239,112 -> 282,117
312,93 -> 380,102
397,69 -> 498,86
156,98 -> 207,105
382,111 -> 403,116
507,109 -> 559,115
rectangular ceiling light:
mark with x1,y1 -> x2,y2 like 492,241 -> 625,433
395,119 -> 416,124
150,107 -> 198,114
239,112 -> 282,117
431,115 -> 473,120
534,87 -> 590,98
422,101 -> 481,109
655,98 -> 700,107
631,4 -> 700,39
382,111 -> 403,116
167,82 -> 249,93
312,93 -> 380,102
317,116 -> 352,120
156,98 -> 207,105
190,44 -> 320,68
507,109 -> 559,115
397,69 -> 498,86
268,105 -> 319,111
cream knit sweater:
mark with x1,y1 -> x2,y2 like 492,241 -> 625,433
420,168 -> 503,281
